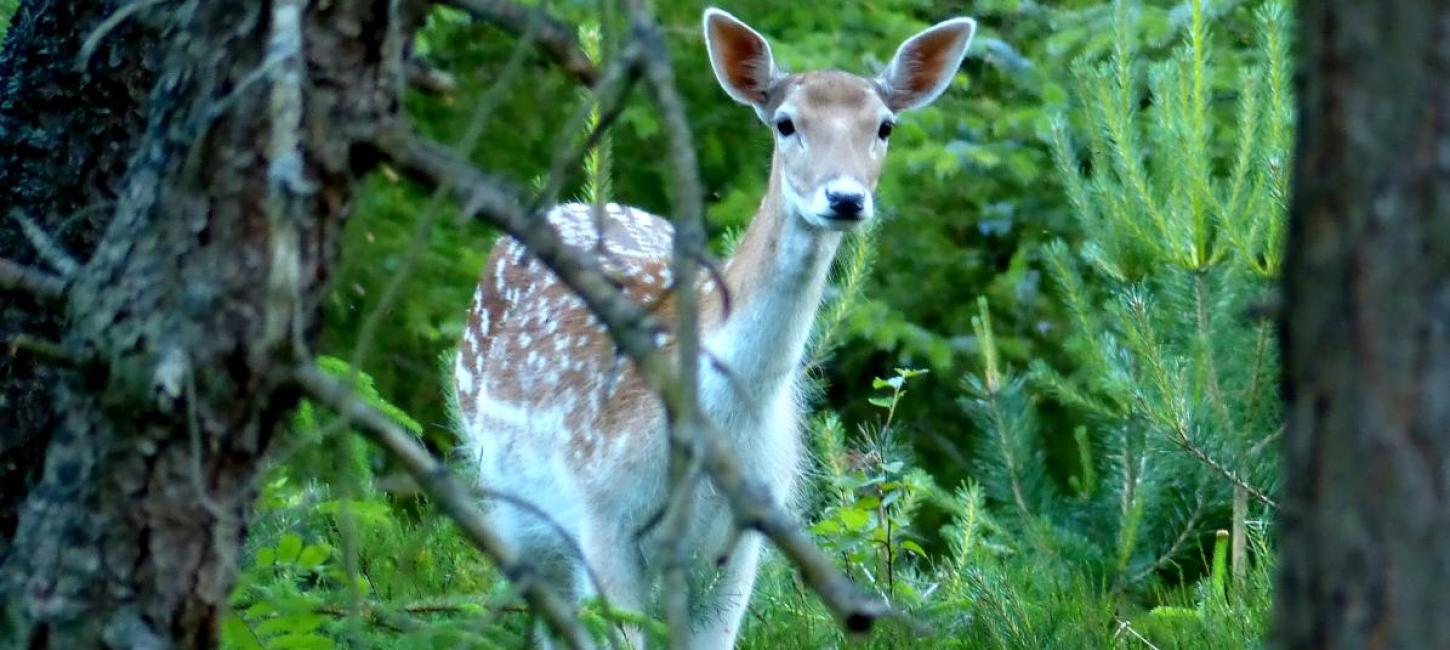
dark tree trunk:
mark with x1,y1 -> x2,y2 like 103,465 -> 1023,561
0,1 -> 417,646
1278,1 -> 1450,648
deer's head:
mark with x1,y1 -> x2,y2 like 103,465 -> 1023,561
704,8 -> 976,231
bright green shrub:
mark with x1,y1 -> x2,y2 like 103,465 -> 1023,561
947,0 -> 1290,646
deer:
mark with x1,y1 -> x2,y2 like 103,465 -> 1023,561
453,7 -> 975,647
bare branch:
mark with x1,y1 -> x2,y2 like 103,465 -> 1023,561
442,0 -> 599,86
10,210 -> 79,276
407,59 -> 459,95
530,46 -> 643,215
474,486 -> 628,649
0,257 -> 67,301
5,334 -> 79,368
699,429 -> 894,632
295,366 -> 596,650
1170,432 -> 1279,509
349,3 -> 542,378
619,4 -> 709,642
77,0 -> 165,71
371,130 -> 669,363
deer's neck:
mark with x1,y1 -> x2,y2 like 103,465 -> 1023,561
708,159 -> 842,390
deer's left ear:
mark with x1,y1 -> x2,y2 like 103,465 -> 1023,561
877,17 -> 976,112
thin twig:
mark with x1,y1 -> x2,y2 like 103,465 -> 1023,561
407,59 -> 459,95
1115,618 -> 1164,650
77,0 -> 165,70
1129,500 -> 1205,584
1171,435 -> 1278,509
529,45 -> 644,216
0,257 -> 67,301
10,210 -> 79,276
349,1 -> 543,376
475,486 -> 625,646
295,366 -> 596,650
622,2 -> 710,642
443,0 -> 599,86
5,334 -> 79,367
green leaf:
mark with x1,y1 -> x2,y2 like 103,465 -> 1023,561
867,396 -> 894,409
221,613 -> 265,650
275,533 -> 303,566
811,519 -> 842,536
839,508 -> 871,531
296,544 -> 332,571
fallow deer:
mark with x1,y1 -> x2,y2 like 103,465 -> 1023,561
454,8 -> 975,647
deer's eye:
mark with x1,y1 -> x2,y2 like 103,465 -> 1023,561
775,117 -> 796,137
877,120 -> 895,140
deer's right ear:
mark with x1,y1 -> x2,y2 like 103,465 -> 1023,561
704,8 -> 778,109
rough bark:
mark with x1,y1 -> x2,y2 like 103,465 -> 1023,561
0,0 -> 156,548
0,1 -> 417,646
1277,1 -> 1450,648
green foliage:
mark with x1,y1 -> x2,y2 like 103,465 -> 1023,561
810,369 -> 934,597
227,360 -> 526,649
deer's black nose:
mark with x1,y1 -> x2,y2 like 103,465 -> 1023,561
827,191 -> 865,219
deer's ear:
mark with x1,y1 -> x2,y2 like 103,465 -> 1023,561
877,17 -> 976,112
704,8 -> 778,108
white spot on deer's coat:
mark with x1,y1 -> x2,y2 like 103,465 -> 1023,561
457,362 -> 475,395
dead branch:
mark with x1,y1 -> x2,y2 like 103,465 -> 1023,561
371,130 -> 669,363
349,3 -> 544,378
530,45 -> 644,215
5,334 -> 79,368
0,257 -> 67,301
619,4 -> 709,643
1170,431 -> 1279,509
407,59 -> 459,95
295,366 -> 596,650
77,0 -> 165,71
10,210 -> 79,276
442,0 -> 599,87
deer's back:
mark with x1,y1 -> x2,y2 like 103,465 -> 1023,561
454,203 -> 677,484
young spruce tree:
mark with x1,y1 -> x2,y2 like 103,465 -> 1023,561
949,1 -> 1290,646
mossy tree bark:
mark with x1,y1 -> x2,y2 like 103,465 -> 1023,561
0,1 -> 418,646
1278,1 -> 1450,648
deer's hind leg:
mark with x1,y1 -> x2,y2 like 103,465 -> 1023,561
687,531 -> 763,650
579,519 -> 650,648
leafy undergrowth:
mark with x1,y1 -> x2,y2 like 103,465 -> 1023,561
223,356 -> 1272,649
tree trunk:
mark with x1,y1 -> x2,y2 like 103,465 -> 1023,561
0,1 -> 417,646
0,0 -> 156,548
1278,1 -> 1450,648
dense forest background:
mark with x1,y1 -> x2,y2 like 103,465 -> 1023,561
0,0 -> 1287,647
